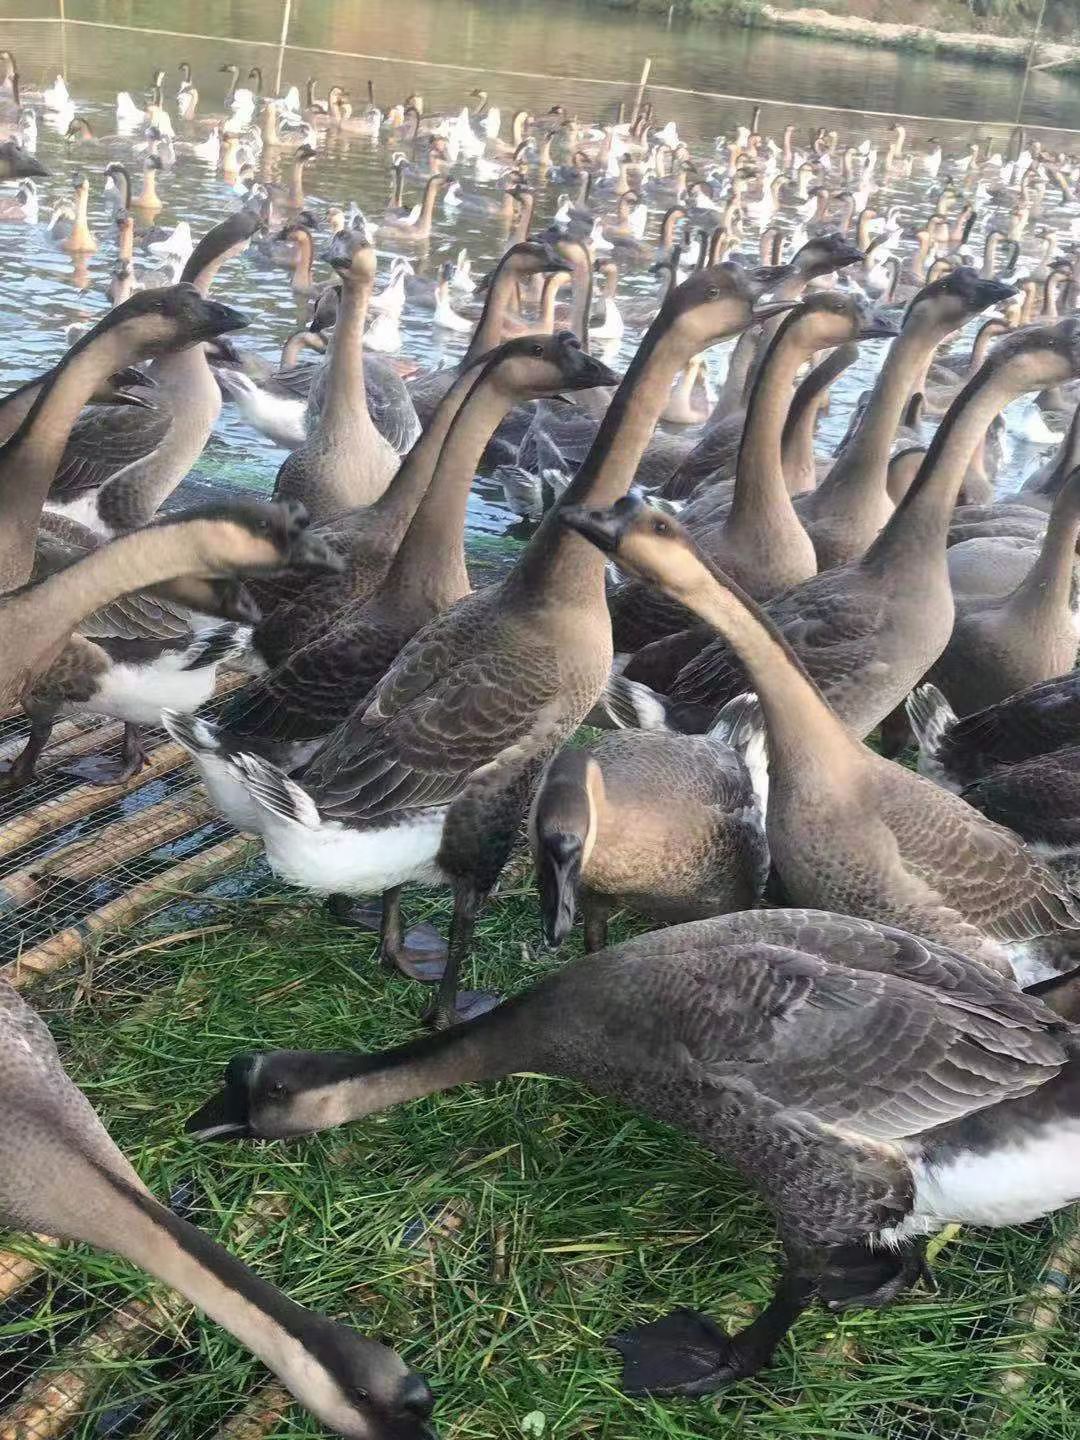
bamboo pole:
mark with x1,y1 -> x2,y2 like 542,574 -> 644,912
994,1222 -> 1080,1402
0,744 -> 187,864
274,0 -> 293,95
0,792 -> 214,910
0,1296 -> 185,1440
0,1237 -> 59,1304
633,57 -> 651,118
2,835 -> 251,988
213,1384 -> 292,1439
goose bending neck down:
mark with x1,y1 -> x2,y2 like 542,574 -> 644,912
189,907 -> 1080,1402
0,983 -> 438,1440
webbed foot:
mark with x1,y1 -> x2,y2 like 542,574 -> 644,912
608,1308 -> 755,1396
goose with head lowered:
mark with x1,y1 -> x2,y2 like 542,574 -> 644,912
187,908 -> 1080,1401
530,727 -> 768,953
612,307 -> 1077,743
172,263 -> 793,1027
42,212 -> 264,543
0,982 -> 438,1440
566,496 -> 1080,982
169,334 -> 619,846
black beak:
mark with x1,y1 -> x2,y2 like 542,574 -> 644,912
185,1084 -> 252,1141
203,301 -> 250,337
536,837 -> 583,948
285,530 -> 345,574
752,298 -> 797,321
859,312 -> 901,340
559,502 -> 628,554
979,278 -> 1020,308
186,1052 -> 259,1140
566,356 -> 621,391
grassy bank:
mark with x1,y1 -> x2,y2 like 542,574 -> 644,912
2,856 -> 1078,1439
587,0 -> 1080,71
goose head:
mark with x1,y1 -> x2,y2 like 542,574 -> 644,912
559,492 -> 705,600
790,231 -> 865,279
99,283 -> 249,364
904,266 -> 1018,334
475,331 -> 620,403
660,260 -> 797,350
154,498 -> 343,578
326,227 -> 377,286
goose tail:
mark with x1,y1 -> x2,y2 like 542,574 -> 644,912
598,673 -> 715,734
906,684 -> 956,757
161,708 -> 222,756
227,751 -> 321,829
182,623 -> 249,672
711,693 -> 769,815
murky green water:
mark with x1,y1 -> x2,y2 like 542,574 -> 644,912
0,0 -> 1077,517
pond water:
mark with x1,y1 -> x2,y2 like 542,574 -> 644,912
1,0 -> 1077,526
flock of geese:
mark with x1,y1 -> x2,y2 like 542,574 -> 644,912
3,49 -> 1080,1438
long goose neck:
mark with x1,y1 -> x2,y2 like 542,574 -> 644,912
387,377 -> 521,605
359,364 -> 479,558
321,278 -> 374,434
75,1163 -> 340,1411
1005,482 -> 1080,624
781,344 -> 853,495
416,177 -> 441,234
863,362 -> 1028,573
818,319 -> 939,498
673,562 -> 856,764
566,252 -> 592,348
509,191 -> 534,246
727,320 -> 815,532
509,324 -> 689,599
464,261 -> 519,363
0,330 -> 134,592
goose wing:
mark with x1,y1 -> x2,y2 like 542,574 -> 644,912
963,748 -> 1080,849
31,527 -> 195,642
303,602 -> 565,821
878,777 -> 1080,943
941,672 -> 1080,778
47,403 -> 173,500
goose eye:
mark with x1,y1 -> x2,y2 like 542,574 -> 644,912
531,342 -> 544,357
653,518 -> 670,534
267,1082 -> 289,1101
705,285 -> 720,300
347,1386 -> 369,1406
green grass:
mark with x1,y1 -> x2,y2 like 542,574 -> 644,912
3,866 -> 1080,1440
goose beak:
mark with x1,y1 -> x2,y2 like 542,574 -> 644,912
559,501 -> 630,553
285,530 -> 345,574
186,1062 -> 254,1141
859,312 -> 901,340
751,298 -> 797,321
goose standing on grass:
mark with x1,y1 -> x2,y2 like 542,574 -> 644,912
530,729 -> 768,952
567,495 -> 1080,982
188,907 -> 1079,1402
43,212 -> 263,541
274,231 -> 403,523
0,983 -> 438,1440
168,335 -> 619,849
173,264 -> 796,1028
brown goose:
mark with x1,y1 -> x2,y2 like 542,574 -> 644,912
0,286 -> 248,595
613,314 -> 1080,740
608,292 -> 897,649
169,334 -> 618,838
0,983 -> 438,1440
42,212 -> 263,541
565,494 -> 1080,982
529,729 -> 768,952
780,342 -> 858,497
660,234 -> 865,501
274,231 -> 411,524
187,908 -> 1079,1400
173,264 -> 792,1027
